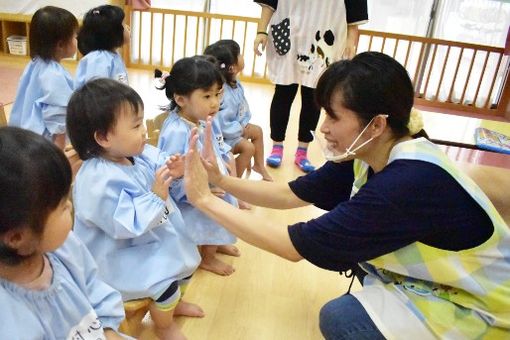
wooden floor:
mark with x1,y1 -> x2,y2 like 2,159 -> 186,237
1,57 -> 509,339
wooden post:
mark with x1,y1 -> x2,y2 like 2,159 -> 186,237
500,26 -> 510,119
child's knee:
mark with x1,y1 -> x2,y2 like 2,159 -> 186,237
252,124 -> 263,136
246,123 -> 263,138
238,139 -> 255,156
246,142 -> 255,156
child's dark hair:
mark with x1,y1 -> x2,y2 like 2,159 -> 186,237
29,6 -> 78,61
203,39 -> 241,86
67,78 -> 144,160
316,52 -> 415,138
0,127 -> 71,265
155,55 -> 224,110
78,5 -> 125,55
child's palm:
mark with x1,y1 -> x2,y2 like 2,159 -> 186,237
152,165 -> 173,201
166,153 -> 185,178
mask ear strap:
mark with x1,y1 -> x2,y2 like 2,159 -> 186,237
345,114 -> 388,155
345,116 -> 378,153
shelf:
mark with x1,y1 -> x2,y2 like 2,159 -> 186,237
0,13 -> 30,56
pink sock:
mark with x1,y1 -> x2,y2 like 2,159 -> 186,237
295,147 -> 308,162
270,145 -> 283,157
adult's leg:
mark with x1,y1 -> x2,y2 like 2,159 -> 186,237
266,84 -> 299,167
269,83 -> 299,142
319,294 -> 386,340
297,85 -> 321,143
294,85 -> 321,172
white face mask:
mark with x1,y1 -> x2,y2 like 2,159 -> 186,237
313,114 -> 388,163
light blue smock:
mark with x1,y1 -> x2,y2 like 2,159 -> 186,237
8,57 -> 73,141
74,50 -> 128,89
212,114 -> 232,164
216,81 -> 252,148
72,145 -> 200,302
157,109 -> 238,245
0,232 -> 124,339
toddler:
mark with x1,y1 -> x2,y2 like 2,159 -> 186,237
74,5 -> 130,89
204,39 -> 273,181
8,6 -> 78,149
156,56 -> 240,276
67,78 -> 202,340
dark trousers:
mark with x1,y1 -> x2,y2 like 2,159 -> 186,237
269,84 -> 321,143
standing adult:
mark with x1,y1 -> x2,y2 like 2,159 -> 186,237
184,52 -> 510,339
254,0 -> 368,172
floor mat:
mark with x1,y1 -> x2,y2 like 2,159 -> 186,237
0,65 -> 23,105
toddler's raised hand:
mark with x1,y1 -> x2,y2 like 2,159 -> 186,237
166,153 -> 185,178
210,186 -> 226,198
152,165 -> 173,201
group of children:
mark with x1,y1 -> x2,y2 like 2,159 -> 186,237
2,4 -> 275,340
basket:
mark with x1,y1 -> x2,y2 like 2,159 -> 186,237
7,35 -> 27,56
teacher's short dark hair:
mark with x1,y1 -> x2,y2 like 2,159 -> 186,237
316,51 -> 414,138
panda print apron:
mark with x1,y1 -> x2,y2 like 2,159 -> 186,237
265,0 -> 347,88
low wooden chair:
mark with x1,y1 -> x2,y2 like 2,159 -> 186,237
0,103 -> 7,127
146,111 -> 168,146
118,298 -> 152,336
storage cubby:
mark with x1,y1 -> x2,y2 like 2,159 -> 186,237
0,13 -> 31,56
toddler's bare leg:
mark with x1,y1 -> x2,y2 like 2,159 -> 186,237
199,245 -> 235,276
174,301 -> 205,317
149,301 -> 186,340
217,244 -> 241,257
244,124 -> 273,181
233,139 -> 255,178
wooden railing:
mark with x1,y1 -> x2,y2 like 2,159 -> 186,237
125,6 -> 510,119
123,6 -> 268,83
357,30 -> 509,118
124,6 -> 510,119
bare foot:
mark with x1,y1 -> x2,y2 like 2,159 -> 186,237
199,257 -> 235,276
155,322 -> 186,340
217,244 -> 241,257
174,300 -> 205,318
252,164 -> 273,181
238,200 -> 252,210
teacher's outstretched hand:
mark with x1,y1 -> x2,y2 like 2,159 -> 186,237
184,127 -> 213,207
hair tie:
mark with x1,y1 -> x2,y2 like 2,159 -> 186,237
154,70 -> 170,90
407,108 -> 424,135
220,63 -> 226,69
92,9 -> 100,15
